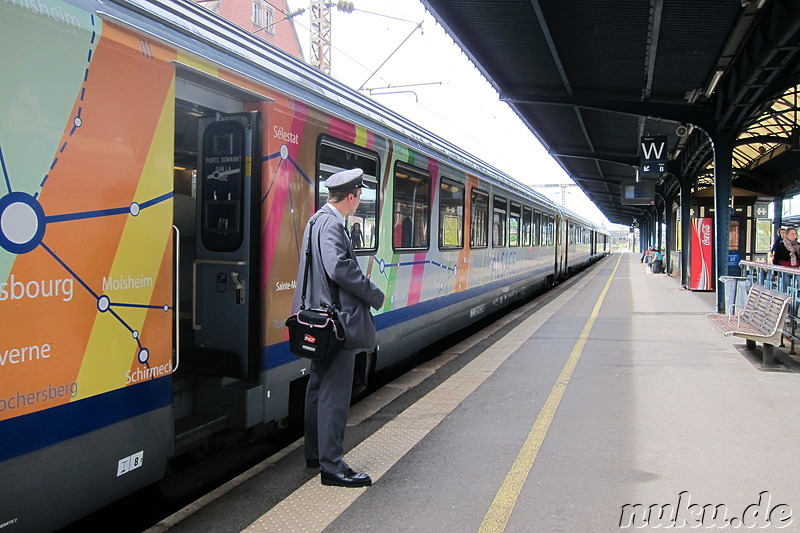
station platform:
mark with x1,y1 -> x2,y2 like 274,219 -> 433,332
147,252 -> 800,532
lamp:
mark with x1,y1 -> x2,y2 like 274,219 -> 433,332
704,69 -> 724,98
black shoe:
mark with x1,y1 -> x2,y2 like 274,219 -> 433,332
306,459 -> 320,468
320,468 -> 372,488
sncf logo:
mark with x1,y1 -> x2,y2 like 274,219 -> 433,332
304,333 -> 316,344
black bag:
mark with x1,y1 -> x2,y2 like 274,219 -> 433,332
651,260 -> 663,274
286,215 -> 345,361
286,305 -> 345,361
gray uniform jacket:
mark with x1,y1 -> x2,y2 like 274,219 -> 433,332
292,203 -> 385,350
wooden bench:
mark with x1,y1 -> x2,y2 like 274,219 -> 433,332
705,285 -> 791,366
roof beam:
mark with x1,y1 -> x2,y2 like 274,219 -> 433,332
551,150 -> 640,169
642,0 -> 664,101
530,0 -> 572,96
574,177 -> 624,187
735,135 -> 795,147
717,1 -> 800,131
501,93 -> 714,131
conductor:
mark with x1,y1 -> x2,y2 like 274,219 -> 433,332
292,168 -> 385,488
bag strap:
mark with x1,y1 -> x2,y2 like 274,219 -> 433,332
299,211 -> 341,311
299,213 -> 320,310
322,225 -> 342,311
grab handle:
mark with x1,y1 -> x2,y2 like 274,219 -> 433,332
172,225 -> 180,373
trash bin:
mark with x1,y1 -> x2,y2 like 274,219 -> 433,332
735,278 -> 752,311
719,276 -> 748,314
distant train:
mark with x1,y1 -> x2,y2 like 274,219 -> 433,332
0,0 -> 608,530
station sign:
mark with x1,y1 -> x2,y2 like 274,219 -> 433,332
640,135 -> 667,175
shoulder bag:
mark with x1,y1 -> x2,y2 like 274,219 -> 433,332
285,215 -> 345,360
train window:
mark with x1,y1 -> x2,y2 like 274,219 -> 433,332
533,210 -> 541,246
317,138 -> 380,252
470,188 -> 489,248
509,202 -> 521,247
522,207 -> 532,247
492,196 -> 507,247
546,214 -> 555,246
393,162 -> 430,251
439,177 -> 464,250
540,213 -> 547,246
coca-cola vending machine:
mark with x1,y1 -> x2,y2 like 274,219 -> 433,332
689,217 -> 714,290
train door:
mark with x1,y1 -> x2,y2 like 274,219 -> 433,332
192,112 -> 261,379
172,67 -> 267,382
555,214 -> 564,278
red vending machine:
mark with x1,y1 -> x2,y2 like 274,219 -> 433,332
688,217 -> 714,290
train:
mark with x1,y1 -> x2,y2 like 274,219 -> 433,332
0,0 -> 609,530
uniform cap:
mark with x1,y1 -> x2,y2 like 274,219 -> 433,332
324,168 -> 370,191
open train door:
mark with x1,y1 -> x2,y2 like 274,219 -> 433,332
191,112 -> 261,379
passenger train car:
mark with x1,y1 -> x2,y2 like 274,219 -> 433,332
0,0 -> 608,529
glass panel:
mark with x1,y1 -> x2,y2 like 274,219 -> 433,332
755,219 -> 772,254
470,189 -> 489,248
729,221 -> 740,251
522,206 -> 532,246
393,163 -> 430,250
509,202 -> 520,247
316,140 -> 380,252
439,178 -> 464,249
493,196 -> 507,247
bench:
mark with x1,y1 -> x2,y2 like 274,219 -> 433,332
705,285 -> 791,366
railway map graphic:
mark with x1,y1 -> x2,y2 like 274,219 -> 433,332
1,0 -> 174,420
0,147 -> 172,369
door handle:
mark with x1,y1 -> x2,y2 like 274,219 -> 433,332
193,259 -> 247,330
173,225 -> 180,372
231,271 -> 245,305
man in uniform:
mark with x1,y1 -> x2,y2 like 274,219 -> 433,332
292,168 -> 385,487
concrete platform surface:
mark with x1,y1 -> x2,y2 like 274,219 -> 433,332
151,252 -> 800,532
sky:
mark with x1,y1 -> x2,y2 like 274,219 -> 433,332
284,0 -> 614,227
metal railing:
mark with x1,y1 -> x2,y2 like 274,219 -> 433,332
739,260 -> 800,354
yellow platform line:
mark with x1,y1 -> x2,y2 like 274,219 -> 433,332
478,253 -> 622,533
242,258 -> 613,533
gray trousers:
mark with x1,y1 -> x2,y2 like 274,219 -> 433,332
304,348 -> 356,474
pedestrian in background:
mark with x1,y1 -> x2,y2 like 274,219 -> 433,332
772,227 -> 800,267
770,227 -> 787,263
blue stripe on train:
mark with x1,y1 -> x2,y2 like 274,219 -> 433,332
0,377 -> 171,462
0,267 -> 554,461
263,267 -> 552,370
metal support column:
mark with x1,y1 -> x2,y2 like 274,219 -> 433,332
638,215 -> 646,252
775,195 -> 784,237
664,193 -> 675,275
656,198 -> 664,252
713,135 -> 734,312
680,176 -> 692,288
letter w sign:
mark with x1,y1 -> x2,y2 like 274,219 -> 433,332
640,135 -> 667,175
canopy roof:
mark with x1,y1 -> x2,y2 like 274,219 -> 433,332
420,0 -> 800,224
